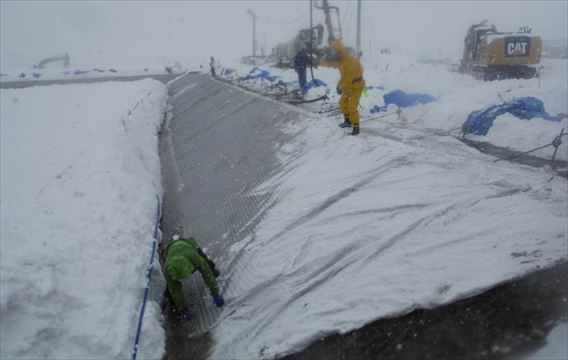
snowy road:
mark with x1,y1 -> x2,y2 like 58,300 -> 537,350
161,73 -> 567,359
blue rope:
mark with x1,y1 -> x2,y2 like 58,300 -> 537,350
131,196 -> 161,360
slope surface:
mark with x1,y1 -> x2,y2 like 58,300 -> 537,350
160,73 -> 308,337
160,73 -> 567,359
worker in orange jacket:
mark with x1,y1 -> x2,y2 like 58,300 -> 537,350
322,40 -> 365,135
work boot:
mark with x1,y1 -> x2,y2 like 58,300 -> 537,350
338,117 -> 352,128
349,126 -> 360,136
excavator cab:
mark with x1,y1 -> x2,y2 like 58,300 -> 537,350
294,24 -> 324,52
462,21 -> 497,63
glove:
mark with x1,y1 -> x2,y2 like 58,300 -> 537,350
182,308 -> 191,321
336,87 -> 342,95
212,294 -> 225,308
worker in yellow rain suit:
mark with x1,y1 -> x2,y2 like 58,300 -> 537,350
321,40 -> 365,136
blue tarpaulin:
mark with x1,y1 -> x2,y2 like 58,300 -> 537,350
462,97 -> 562,136
306,78 -> 326,89
370,89 -> 436,113
237,68 -> 324,93
240,67 -> 280,82
221,68 -> 236,76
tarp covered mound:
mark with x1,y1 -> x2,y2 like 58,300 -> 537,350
462,97 -> 562,136
370,89 -> 436,114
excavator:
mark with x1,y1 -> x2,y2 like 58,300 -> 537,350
460,21 -> 542,80
34,53 -> 70,69
272,0 -> 343,68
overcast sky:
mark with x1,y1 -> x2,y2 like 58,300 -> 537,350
1,0 -> 566,70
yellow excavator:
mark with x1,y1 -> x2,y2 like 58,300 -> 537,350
460,20 -> 542,80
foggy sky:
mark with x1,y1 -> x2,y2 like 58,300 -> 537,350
1,0 -> 566,70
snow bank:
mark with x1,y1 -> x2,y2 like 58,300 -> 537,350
0,79 -> 168,358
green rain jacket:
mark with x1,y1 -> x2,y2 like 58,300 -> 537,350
163,238 -> 219,310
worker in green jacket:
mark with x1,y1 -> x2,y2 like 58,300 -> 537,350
162,235 -> 224,320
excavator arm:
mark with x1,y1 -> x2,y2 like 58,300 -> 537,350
314,0 -> 342,45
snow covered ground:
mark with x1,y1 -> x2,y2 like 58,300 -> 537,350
525,321 -> 568,360
0,79 -> 168,358
209,108 -> 567,359
204,59 -> 568,358
526,322 -> 568,360
0,54 -> 566,359
220,57 -> 568,162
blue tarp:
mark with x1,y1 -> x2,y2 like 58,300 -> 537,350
305,78 -> 326,89
238,68 -> 324,93
370,89 -> 436,113
462,97 -> 562,136
240,67 -> 280,82
221,68 -> 236,76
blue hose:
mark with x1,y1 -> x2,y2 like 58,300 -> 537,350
131,195 -> 161,360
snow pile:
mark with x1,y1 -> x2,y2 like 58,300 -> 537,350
0,79 -> 168,358
219,57 -> 568,161
212,107 -> 568,358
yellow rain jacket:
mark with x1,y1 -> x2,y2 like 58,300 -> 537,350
322,40 -> 365,126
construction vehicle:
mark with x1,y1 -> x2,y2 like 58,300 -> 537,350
271,0 -> 343,68
460,21 -> 542,80
272,25 -> 324,68
34,53 -> 70,69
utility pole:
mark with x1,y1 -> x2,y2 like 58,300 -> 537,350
247,8 -> 258,58
356,0 -> 362,58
